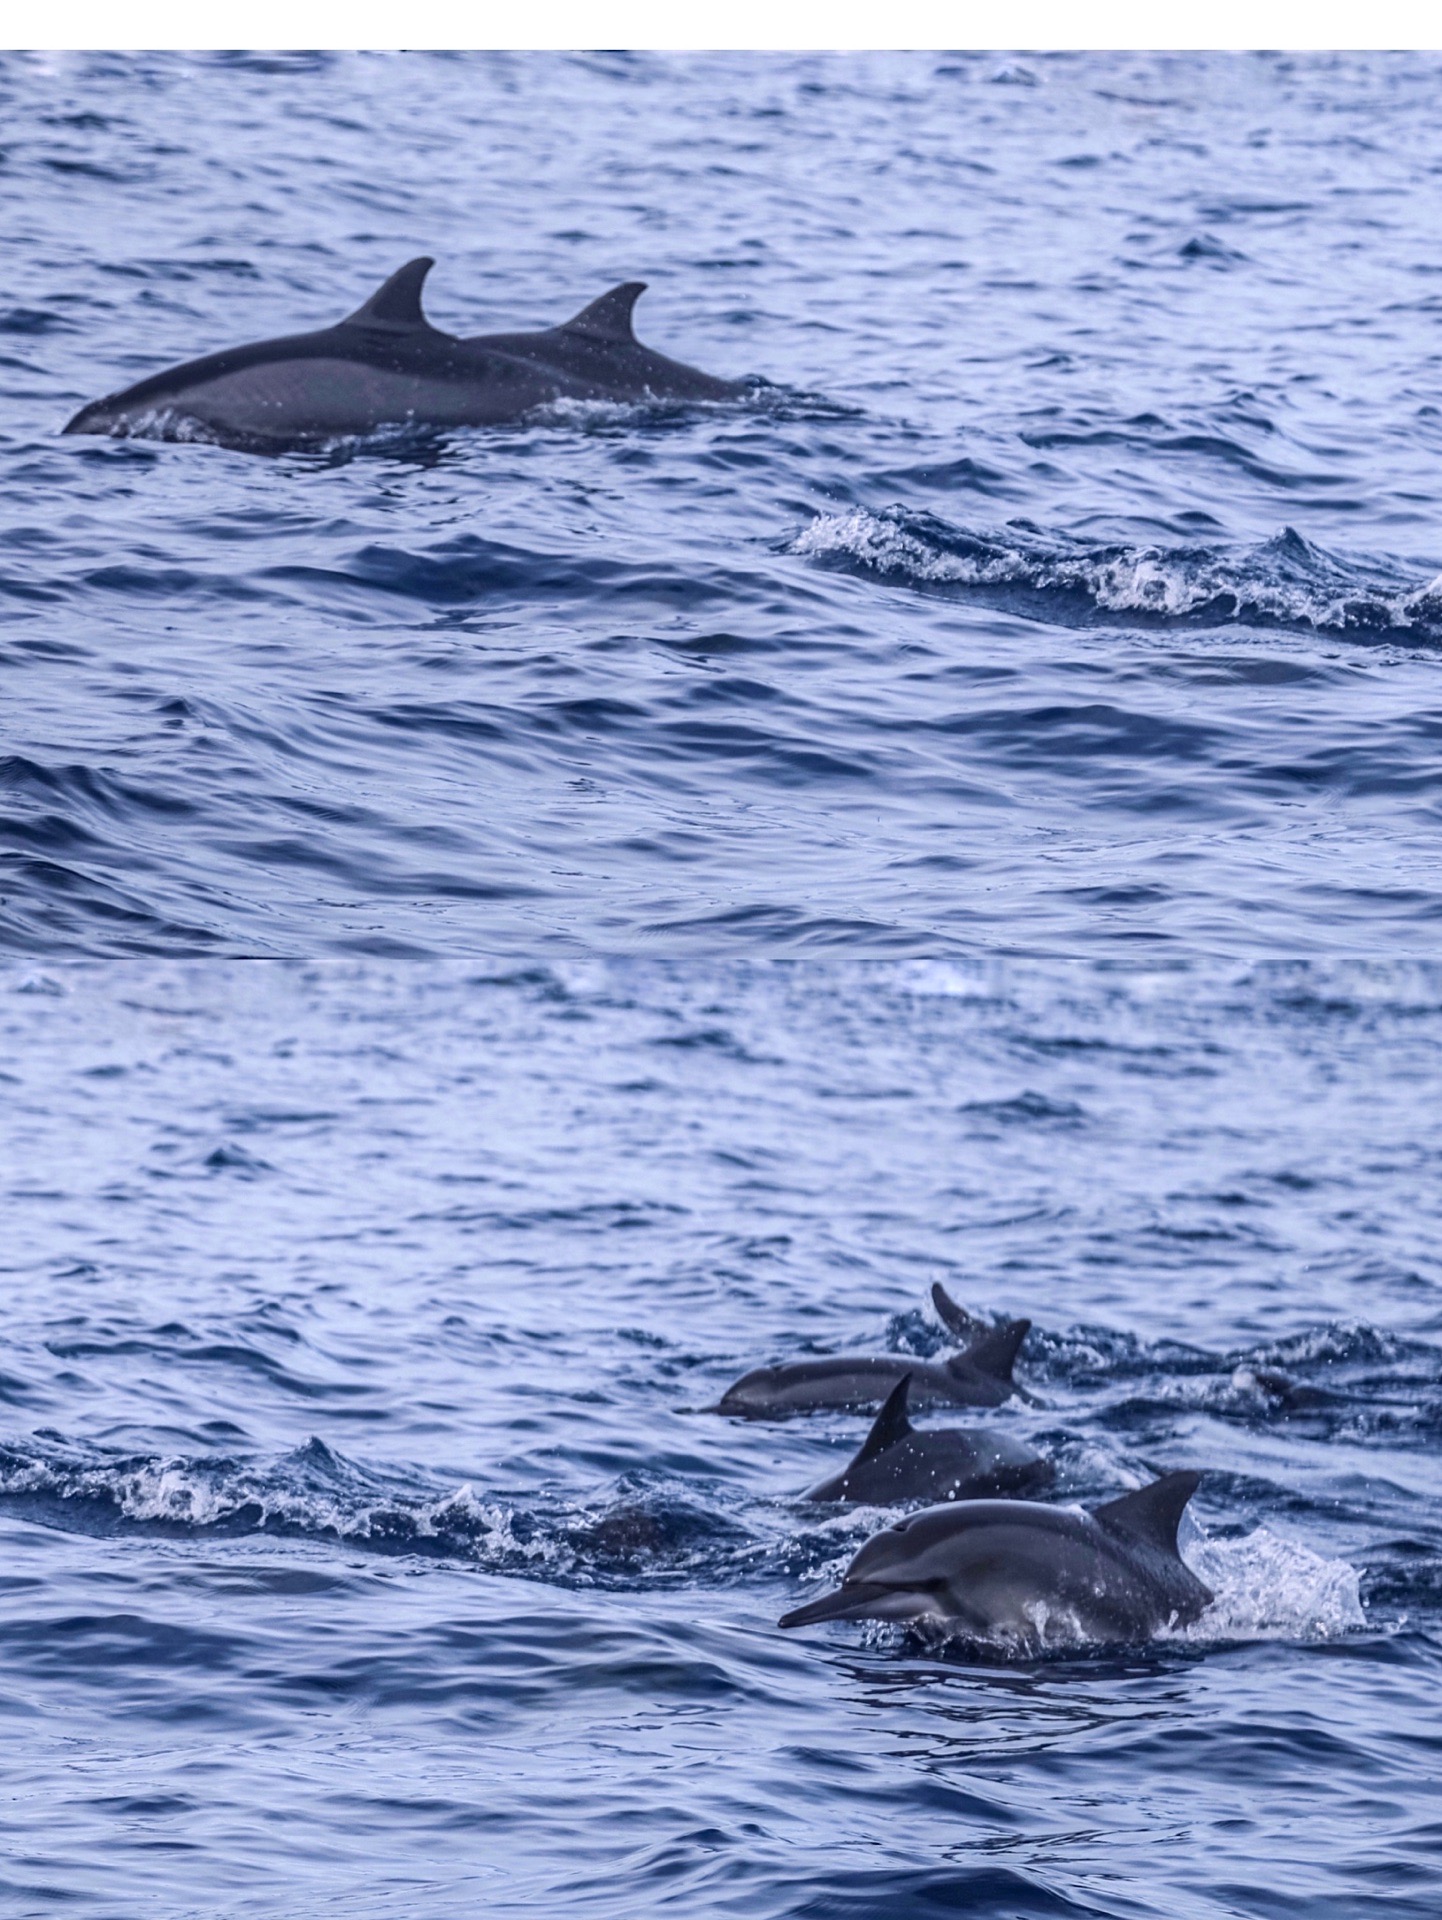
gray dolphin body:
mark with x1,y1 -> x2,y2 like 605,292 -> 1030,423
805,1373 -> 1053,1505
780,1470 -> 1212,1648
63,258 -> 746,452
713,1317 -> 1031,1419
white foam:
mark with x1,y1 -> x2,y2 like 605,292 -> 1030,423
792,507 -> 1438,634
793,509 -> 1015,586
117,407 -> 224,445
114,1463 -> 235,1525
1178,1520 -> 1365,1642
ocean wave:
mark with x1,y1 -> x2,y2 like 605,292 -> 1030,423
0,1436 -> 759,1588
792,507 -> 1442,638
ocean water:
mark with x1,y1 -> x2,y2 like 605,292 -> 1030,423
0,49 -> 1440,1920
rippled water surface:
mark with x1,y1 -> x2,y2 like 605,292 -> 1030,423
2,956 -> 1441,1918
7,50 -> 1442,955
3,50 -> 1441,1920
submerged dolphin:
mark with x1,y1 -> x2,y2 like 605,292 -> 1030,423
780,1470 -> 1212,1648
711,1317 -> 1031,1418
62,258 -> 746,452
804,1373 -> 1053,1505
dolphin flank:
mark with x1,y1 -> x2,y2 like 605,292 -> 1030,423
711,1316 -> 1031,1418
62,258 -> 747,452
780,1470 -> 1213,1648
803,1373 -> 1053,1504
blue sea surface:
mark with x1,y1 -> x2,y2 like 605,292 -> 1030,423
0,51 -> 1440,1920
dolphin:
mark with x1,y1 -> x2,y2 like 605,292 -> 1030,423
62,258 -> 747,452
780,1470 -> 1212,1648
711,1317 -> 1031,1419
804,1373 -> 1053,1505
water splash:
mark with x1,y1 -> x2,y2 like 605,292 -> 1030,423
793,507 -> 1442,638
1180,1521 -> 1366,1641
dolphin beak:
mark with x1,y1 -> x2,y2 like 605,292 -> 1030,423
779,1581 -> 893,1629
62,402 -> 114,435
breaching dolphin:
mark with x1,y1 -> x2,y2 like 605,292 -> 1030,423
780,1470 -> 1212,1648
711,1317 -> 1031,1418
804,1373 -> 1053,1505
62,258 -> 747,452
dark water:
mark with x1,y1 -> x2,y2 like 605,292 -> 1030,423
1,50 -> 1440,1920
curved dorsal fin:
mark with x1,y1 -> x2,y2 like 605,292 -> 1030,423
1093,1471 -> 1202,1557
558,281 -> 646,344
344,257 -> 436,332
854,1374 -> 914,1464
950,1316 -> 1030,1384
932,1282 -> 986,1343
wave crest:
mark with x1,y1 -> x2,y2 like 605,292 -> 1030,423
793,507 -> 1442,637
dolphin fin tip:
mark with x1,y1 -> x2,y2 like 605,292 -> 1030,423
345,256 -> 437,332
854,1372 -> 913,1464
559,281 -> 647,345
1094,1470 -> 1203,1557
931,1282 -> 984,1339
952,1315 -> 1031,1384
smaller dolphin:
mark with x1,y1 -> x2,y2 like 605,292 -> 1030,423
780,1470 -> 1211,1648
712,1316 -> 1030,1419
804,1373 -> 1053,1505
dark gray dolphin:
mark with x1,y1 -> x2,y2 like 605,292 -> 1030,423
780,1470 -> 1212,1648
711,1317 -> 1031,1419
62,258 -> 747,452
804,1373 -> 1053,1505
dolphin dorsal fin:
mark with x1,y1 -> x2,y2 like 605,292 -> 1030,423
855,1374 -> 914,1463
951,1316 -> 1030,1383
1093,1471 -> 1202,1556
344,257 -> 436,332
558,281 -> 646,344
932,1282 -> 986,1342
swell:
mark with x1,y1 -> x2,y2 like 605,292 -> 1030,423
793,509 -> 1442,641
0,533 -> 786,620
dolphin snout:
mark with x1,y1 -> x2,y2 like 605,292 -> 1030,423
779,1581 -> 894,1628
62,400 -> 118,435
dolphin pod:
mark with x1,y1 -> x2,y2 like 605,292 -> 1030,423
63,259 -> 748,452
803,1373 -> 1054,1505
709,1281 -> 1218,1650
780,1471 -> 1212,1648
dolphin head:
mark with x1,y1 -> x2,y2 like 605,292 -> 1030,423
62,397 -> 123,436
710,1366 -> 783,1417
781,1501 -> 1040,1634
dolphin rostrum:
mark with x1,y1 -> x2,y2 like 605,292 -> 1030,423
62,259 -> 747,452
804,1373 -> 1053,1505
711,1317 -> 1031,1419
780,1470 -> 1212,1648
